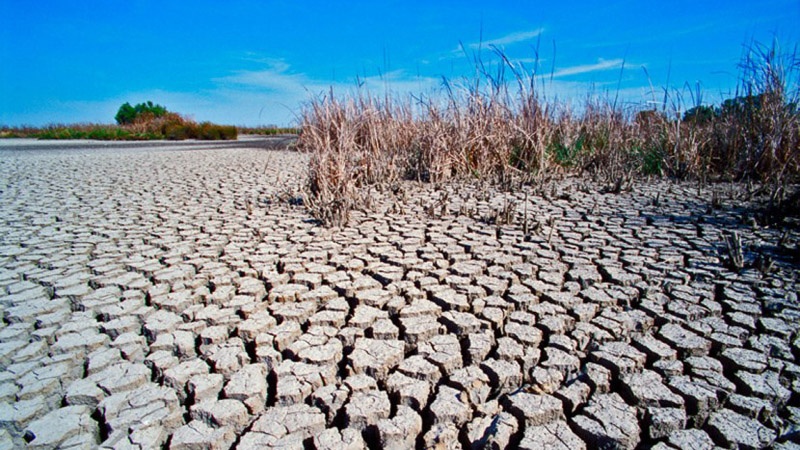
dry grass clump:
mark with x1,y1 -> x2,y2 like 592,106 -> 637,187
297,90 -> 417,226
714,42 -> 799,196
298,40 -> 799,226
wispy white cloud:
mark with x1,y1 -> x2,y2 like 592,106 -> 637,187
551,58 -> 625,78
469,28 -> 545,49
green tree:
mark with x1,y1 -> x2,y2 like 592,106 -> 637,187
115,101 -> 169,124
115,102 -> 136,125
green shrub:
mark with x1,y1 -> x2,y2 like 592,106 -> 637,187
115,101 -> 168,125
548,136 -> 584,168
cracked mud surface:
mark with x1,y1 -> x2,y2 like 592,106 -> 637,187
0,139 -> 798,449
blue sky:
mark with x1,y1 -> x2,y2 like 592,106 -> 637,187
1,1 -> 798,126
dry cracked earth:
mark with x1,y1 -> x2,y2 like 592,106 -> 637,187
0,137 -> 799,449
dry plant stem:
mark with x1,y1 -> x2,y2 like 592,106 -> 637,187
725,232 -> 745,271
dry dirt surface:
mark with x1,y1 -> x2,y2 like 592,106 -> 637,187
0,139 -> 798,449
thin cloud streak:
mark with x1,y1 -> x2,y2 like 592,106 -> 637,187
459,28 -> 545,51
551,59 -> 625,78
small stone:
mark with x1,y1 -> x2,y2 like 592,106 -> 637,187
65,378 -> 105,408
244,404 -> 326,444
652,359 -> 684,378
504,322 -> 543,348
540,346 -> 581,379
144,349 -> 179,380
368,318 -> 400,340
344,373 -> 379,393
727,393 -> 775,422
399,316 -> 441,348
494,336 -> 524,362
163,359 -> 210,402
530,366 -> 565,395
631,333 -> 677,363
92,361 -> 151,395
440,310 -> 483,334
465,330 -> 494,366
98,383 -> 182,438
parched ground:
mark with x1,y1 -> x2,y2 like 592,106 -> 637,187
0,138 -> 798,449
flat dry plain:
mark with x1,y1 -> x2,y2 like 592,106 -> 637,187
0,138 -> 798,449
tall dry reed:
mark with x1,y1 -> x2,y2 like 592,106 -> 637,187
297,40 -> 799,226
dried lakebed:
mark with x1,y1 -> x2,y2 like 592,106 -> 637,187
0,140 -> 798,449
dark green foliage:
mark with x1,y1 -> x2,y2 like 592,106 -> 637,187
719,94 -> 764,118
682,105 -> 717,124
115,101 -> 168,125
114,103 -> 136,125
548,137 -> 583,168
638,145 -> 665,176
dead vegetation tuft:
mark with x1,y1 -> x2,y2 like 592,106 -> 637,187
297,40 -> 799,227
